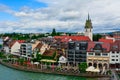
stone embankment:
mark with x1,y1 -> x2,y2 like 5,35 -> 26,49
0,60 -> 110,78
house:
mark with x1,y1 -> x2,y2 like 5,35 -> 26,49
9,40 -> 25,56
58,56 -> 67,64
109,40 -> 120,69
87,42 -> 110,69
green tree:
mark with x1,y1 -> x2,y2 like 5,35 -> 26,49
51,28 -> 57,36
93,34 -> 102,41
79,62 -> 88,73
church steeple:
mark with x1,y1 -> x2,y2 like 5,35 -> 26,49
85,13 -> 92,29
84,14 -> 93,41
88,13 -> 90,20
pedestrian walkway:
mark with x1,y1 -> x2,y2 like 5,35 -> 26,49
111,70 -> 120,80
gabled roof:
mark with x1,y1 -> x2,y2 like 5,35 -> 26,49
9,41 -> 16,48
87,41 -> 110,52
35,43 -> 43,49
9,40 -> 25,48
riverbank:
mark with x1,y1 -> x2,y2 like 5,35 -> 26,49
0,60 -> 110,79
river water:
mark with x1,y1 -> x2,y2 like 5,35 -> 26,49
0,64 -> 95,80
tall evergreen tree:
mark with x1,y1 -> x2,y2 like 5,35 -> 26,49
51,28 -> 56,36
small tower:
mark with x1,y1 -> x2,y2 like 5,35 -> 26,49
84,14 -> 93,41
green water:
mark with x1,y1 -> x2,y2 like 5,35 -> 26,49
0,64 -> 95,80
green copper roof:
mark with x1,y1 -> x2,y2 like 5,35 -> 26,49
85,14 -> 93,28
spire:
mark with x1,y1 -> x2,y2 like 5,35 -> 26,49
88,13 -> 90,20
85,13 -> 92,28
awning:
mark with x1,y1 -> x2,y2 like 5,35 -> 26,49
86,66 -> 95,72
40,59 -> 56,63
92,68 -> 100,72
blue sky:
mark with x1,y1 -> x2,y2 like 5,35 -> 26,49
0,0 -> 47,10
0,0 -> 120,33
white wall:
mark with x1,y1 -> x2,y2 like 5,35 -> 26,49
85,28 -> 93,41
109,51 -> 120,64
4,46 -> 9,54
11,41 -> 21,56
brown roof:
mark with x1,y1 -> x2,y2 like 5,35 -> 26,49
43,49 -> 56,56
35,43 -> 43,49
9,40 -> 16,48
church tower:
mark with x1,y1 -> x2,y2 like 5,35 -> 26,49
84,14 -> 93,41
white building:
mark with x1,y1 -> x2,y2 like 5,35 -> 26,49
109,41 -> 120,69
20,43 -> 32,58
10,40 -> 24,56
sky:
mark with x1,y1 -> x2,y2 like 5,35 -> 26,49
0,0 -> 120,33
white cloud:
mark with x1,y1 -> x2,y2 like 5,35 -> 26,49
0,0 -> 120,33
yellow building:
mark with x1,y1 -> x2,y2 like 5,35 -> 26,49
87,42 -> 110,69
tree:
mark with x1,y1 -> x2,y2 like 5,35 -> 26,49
51,28 -> 57,36
93,34 -> 102,41
79,62 -> 88,73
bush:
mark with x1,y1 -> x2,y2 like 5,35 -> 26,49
78,62 -> 88,73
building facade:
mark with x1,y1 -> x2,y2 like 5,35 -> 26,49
87,42 -> 110,69
109,40 -> 120,69
20,43 -> 32,58
67,41 -> 88,65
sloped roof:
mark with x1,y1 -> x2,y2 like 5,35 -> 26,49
9,40 -> 16,48
87,41 -> 110,52
35,43 -> 43,49
99,38 -> 113,44
17,40 -> 25,43
42,49 -> 56,56
9,40 -> 25,48
110,40 -> 120,51
54,36 -> 91,42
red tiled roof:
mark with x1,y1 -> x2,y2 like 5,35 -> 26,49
87,41 -> 95,52
110,40 -> 120,51
99,38 -> 113,44
87,41 -> 110,52
54,36 -> 91,42
113,35 -> 120,39
9,40 -> 25,48
17,40 -> 25,43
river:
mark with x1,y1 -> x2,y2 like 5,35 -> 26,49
0,64 -> 95,80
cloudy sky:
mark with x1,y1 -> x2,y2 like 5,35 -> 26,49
0,0 -> 120,33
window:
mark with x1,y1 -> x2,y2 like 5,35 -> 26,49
95,53 -> 101,56
112,59 -> 115,61
116,55 -> 118,57
112,56 -> 115,57
103,60 -> 108,62
68,42 -> 75,49
116,59 -> 118,61
102,53 -> 108,56
79,42 -> 87,50
88,59 -> 92,61
112,51 -> 115,54
89,53 -> 93,56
